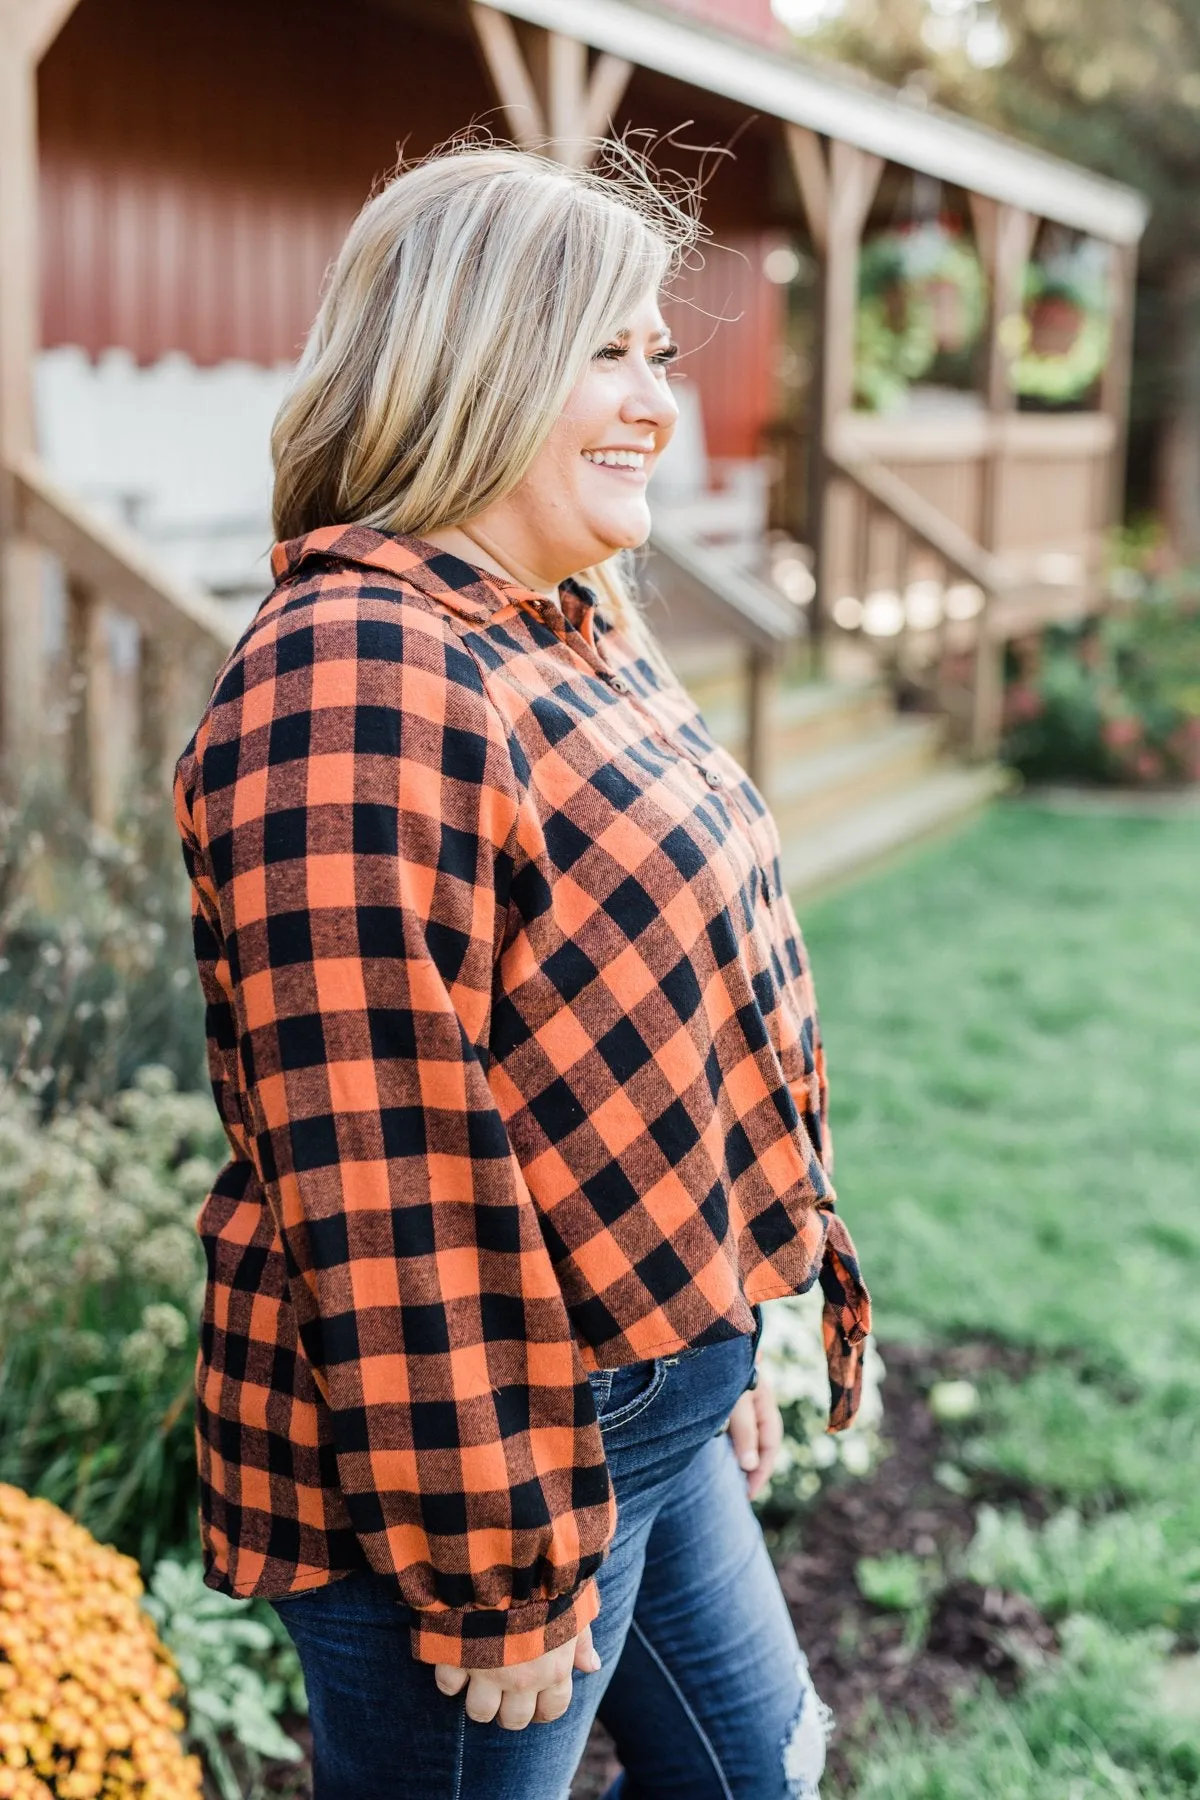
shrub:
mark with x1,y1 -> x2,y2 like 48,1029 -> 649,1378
144,1561 -> 305,1800
0,786 -> 203,1113
1001,588 -> 1200,787
0,1068 -> 223,1569
0,1483 -> 202,1800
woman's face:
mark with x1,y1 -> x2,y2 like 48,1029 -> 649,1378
464,289 -> 680,588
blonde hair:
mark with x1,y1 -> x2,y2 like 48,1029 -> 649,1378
272,142 -> 696,677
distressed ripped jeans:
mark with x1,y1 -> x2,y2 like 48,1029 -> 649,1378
270,1326 -> 831,1800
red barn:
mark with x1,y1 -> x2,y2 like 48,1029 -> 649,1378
0,0 -> 1148,890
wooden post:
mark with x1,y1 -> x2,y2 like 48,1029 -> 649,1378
812,141 -> 883,665
0,22 -> 43,775
0,0 -> 82,781
65,576 -> 117,829
967,196 -> 1036,759
744,644 -> 771,797
1099,240 -> 1138,541
468,6 -> 631,165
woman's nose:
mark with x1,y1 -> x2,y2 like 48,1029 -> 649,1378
621,365 -> 679,433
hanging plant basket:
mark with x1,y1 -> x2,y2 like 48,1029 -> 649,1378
1009,257 -> 1112,404
855,224 -> 987,413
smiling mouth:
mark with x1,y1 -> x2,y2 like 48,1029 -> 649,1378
582,449 -> 648,471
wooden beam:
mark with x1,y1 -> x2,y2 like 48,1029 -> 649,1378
578,52 -> 634,150
784,124 -> 828,258
821,141 -> 885,435
0,29 -> 42,769
471,9 -> 632,165
468,3 -> 546,147
15,0 -> 79,61
546,29 -> 587,157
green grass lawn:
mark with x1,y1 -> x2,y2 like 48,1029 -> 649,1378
801,800 -> 1200,1798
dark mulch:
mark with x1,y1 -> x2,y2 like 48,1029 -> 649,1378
572,1339 -> 1050,1799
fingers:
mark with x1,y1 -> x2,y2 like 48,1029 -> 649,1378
439,1634 -> 593,1733
463,1675 -> 505,1724
746,1383 -> 784,1501
533,1676 -> 575,1723
497,1688 -> 539,1732
572,1624 -> 602,1676
726,1390 -> 760,1474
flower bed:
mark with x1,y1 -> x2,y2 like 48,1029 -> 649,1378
0,1484 -> 202,1800
1002,584 -> 1200,787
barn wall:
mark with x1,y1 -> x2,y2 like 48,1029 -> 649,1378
38,0 -> 493,366
38,0 -> 787,460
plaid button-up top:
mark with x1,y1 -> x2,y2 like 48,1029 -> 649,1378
174,525 -> 871,1669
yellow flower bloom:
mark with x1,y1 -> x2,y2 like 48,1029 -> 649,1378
0,1488 -> 201,1800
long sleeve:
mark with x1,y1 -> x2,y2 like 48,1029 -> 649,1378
177,596 -> 615,1668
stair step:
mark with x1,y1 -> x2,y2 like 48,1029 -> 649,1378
780,764 -> 1012,903
701,681 -> 891,763
769,717 -> 944,837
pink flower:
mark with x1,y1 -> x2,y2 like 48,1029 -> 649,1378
1102,715 -> 1142,750
1133,749 -> 1164,783
1005,683 -> 1044,723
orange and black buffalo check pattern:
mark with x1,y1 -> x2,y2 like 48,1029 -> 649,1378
174,525 -> 871,1668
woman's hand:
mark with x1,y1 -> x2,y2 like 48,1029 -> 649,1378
726,1371 -> 783,1502
434,1625 -> 601,1731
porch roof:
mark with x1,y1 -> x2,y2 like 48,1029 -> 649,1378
477,0 -> 1149,245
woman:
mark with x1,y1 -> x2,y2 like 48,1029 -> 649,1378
174,144 -> 871,1800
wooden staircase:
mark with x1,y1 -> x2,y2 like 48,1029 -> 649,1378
673,646 -> 1008,902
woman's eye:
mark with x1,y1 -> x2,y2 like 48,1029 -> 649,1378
595,343 -> 626,362
652,344 -> 681,368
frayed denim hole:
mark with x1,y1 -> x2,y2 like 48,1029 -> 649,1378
782,1657 -> 833,1799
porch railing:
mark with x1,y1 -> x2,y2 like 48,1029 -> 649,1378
824,450 -> 1084,760
7,453 -> 236,829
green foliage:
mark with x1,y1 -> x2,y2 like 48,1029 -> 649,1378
803,803 -> 1200,1383
1002,590 -> 1200,785
961,1365 -> 1200,1506
965,1504 -> 1200,1636
847,1617 -> 1200,1800
856,226 -> 987,412
856,1552 -> 931,1613
803,804 -> 1200,1798
0,1065 -> 224,1568
0,784 -> 205,1112
145,1558 -> 306,1800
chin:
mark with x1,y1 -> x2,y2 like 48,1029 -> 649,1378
587,507 -> 652,556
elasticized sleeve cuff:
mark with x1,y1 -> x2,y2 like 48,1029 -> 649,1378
408,1575 -> 602,1670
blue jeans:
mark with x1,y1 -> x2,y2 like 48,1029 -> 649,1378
270,1327 -> 830,1799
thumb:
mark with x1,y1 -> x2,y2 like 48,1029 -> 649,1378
727,1393 -> 760,1473
572,1624 -> 602,1675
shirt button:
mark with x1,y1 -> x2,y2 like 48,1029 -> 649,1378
609,675 -> 630,694
703,766 -> 724,789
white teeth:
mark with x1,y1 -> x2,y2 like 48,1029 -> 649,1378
583,449 -> 645,469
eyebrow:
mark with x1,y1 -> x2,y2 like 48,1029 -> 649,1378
612,325 -> 674,342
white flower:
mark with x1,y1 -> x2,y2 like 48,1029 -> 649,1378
120,1328 -> 166,1381
56,1386 -> 101,1431
141,1302 -> 188,1350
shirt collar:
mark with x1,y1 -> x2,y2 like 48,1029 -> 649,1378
270,525 -> 597,635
